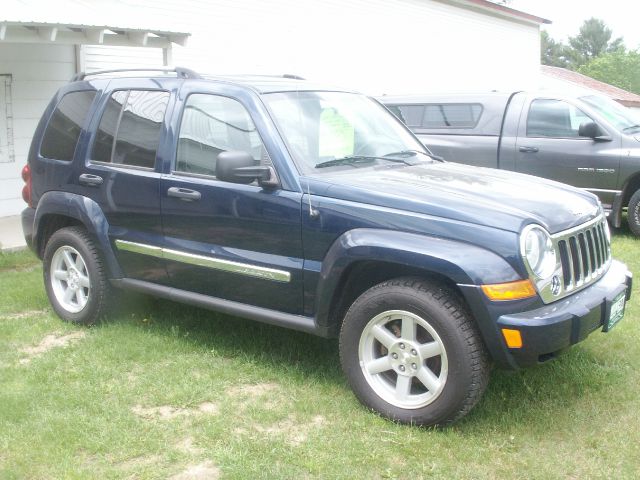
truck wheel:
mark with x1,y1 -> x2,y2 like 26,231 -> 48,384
627,190 -> 640,236
43,226 -> 111,325
339,277 -> 489,426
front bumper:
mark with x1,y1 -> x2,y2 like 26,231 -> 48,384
497,260 -> 632,367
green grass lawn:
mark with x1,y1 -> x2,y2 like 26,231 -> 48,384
1,229 -> 639,479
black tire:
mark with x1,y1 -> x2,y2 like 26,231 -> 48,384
627,190 -> 640,236
339,277 -> 489,426
43,226 -> 112,325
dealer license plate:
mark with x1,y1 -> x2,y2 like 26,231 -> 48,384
604,291 -> 626,332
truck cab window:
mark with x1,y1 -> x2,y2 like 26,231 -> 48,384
527,99 -> 592,138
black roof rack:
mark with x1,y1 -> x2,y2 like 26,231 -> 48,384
70,67 -> 201,82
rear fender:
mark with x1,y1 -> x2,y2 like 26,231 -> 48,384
34,191 -> 122,278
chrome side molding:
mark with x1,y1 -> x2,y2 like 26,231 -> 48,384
115,240 -> 291,283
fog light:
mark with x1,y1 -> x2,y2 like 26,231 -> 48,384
481,279 -> 536,301
501,328 -> 523,349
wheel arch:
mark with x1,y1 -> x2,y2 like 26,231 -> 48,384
314,228 -> 521,336
34,191 -> 123,278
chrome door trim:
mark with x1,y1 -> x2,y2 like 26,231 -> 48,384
115,240 -> 291,283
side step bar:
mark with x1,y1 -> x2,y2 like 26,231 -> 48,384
111,278 -> 328,337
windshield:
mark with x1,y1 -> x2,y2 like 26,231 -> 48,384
263,91 -> 429,173
580,94 -> 640,133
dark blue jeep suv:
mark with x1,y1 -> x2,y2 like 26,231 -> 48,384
21,68 -> 632,426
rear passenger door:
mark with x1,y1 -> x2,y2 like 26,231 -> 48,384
160,85 -> 304,314
77,79 -> 176,283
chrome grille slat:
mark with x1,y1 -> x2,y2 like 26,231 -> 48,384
552,215 -> 611,301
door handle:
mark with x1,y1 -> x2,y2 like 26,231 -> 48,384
78,173 -> 103,186
167,187 -> 201,201
519,146 -> 539,153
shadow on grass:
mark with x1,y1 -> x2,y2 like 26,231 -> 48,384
108,291 -> 343,381
103,290 -> 628,431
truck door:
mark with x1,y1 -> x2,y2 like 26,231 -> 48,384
514,97 -> 621,209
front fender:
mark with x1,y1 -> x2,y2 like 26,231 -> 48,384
34,191 -> 123,278
314,228 -> 521,327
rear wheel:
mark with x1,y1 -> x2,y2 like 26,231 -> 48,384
43,227 -> 111,325
339,277 -> 489,426
627,189 -> 640,236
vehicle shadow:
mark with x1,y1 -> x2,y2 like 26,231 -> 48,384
107,291 -> 628,431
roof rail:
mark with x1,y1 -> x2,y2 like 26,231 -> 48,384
70,67 -> 201,82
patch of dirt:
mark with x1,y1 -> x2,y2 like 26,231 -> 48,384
131,401 -> 218,420
169,461 -> 220,480
19,331 -> 86,364
226,382 -> 280,411
175,437 -> 205,455
253,414 -> 327,447
226,382 -> 279,398
2,309 -> 48,321
118,454 -> 163,470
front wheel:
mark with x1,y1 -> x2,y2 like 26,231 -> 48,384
339,278 -> 489,426
43,226 -> 111,325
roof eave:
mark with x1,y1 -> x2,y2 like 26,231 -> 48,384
0,21 -> 190,47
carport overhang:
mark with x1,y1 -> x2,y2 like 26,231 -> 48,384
0,21 -> 190,67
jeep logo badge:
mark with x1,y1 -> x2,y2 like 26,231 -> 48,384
551,275 -> 561,296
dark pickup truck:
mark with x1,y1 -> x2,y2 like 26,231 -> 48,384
381,92 -> 640,235
22,70 -> 631,426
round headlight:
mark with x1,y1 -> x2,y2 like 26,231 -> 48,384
521,225 -> 556,279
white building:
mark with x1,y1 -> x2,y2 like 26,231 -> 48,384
0,0 -> 548,218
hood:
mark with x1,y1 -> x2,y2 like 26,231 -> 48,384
306,162 -> 600,234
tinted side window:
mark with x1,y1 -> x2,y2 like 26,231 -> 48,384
91,91 -> 127,163
91,90 -> 169,168
394,105 -> 425,127
423,104 -> 482,128
176,94 -> 267,177
40,90 -> 97,161
527,99 -> 592,138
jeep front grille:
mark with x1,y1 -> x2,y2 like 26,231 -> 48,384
555,216 -> 611,293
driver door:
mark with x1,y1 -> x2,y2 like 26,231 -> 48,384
160,87 -> 304,314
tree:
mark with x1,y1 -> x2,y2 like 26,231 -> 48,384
568,18 -> 625,68
541,30 -> 571,68
579,50 -> 640,94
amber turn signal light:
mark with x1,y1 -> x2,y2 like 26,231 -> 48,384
481,279 -> 536,301
501,328 -> 523,349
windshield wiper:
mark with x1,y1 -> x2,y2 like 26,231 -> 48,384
315,155 -> 413,169
623,124 -> 640,133
383,150 -> 445,162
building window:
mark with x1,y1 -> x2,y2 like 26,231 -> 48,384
0,75 -> 14,164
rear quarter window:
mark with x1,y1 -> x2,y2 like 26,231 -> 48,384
40,90 -> 97,161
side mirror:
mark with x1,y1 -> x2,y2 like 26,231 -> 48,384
578,121 -> 612,142
216,151 -> 279,188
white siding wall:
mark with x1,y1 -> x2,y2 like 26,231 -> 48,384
0,44 -> 76,217
1,0 -> 542,218
83,0 -> 541,94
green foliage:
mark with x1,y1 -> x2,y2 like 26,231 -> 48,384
579,50 -> 640,95
542,18 -> 626,71
540,30 -> 572,68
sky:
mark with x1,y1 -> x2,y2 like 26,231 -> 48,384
509,0 -> 640,50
